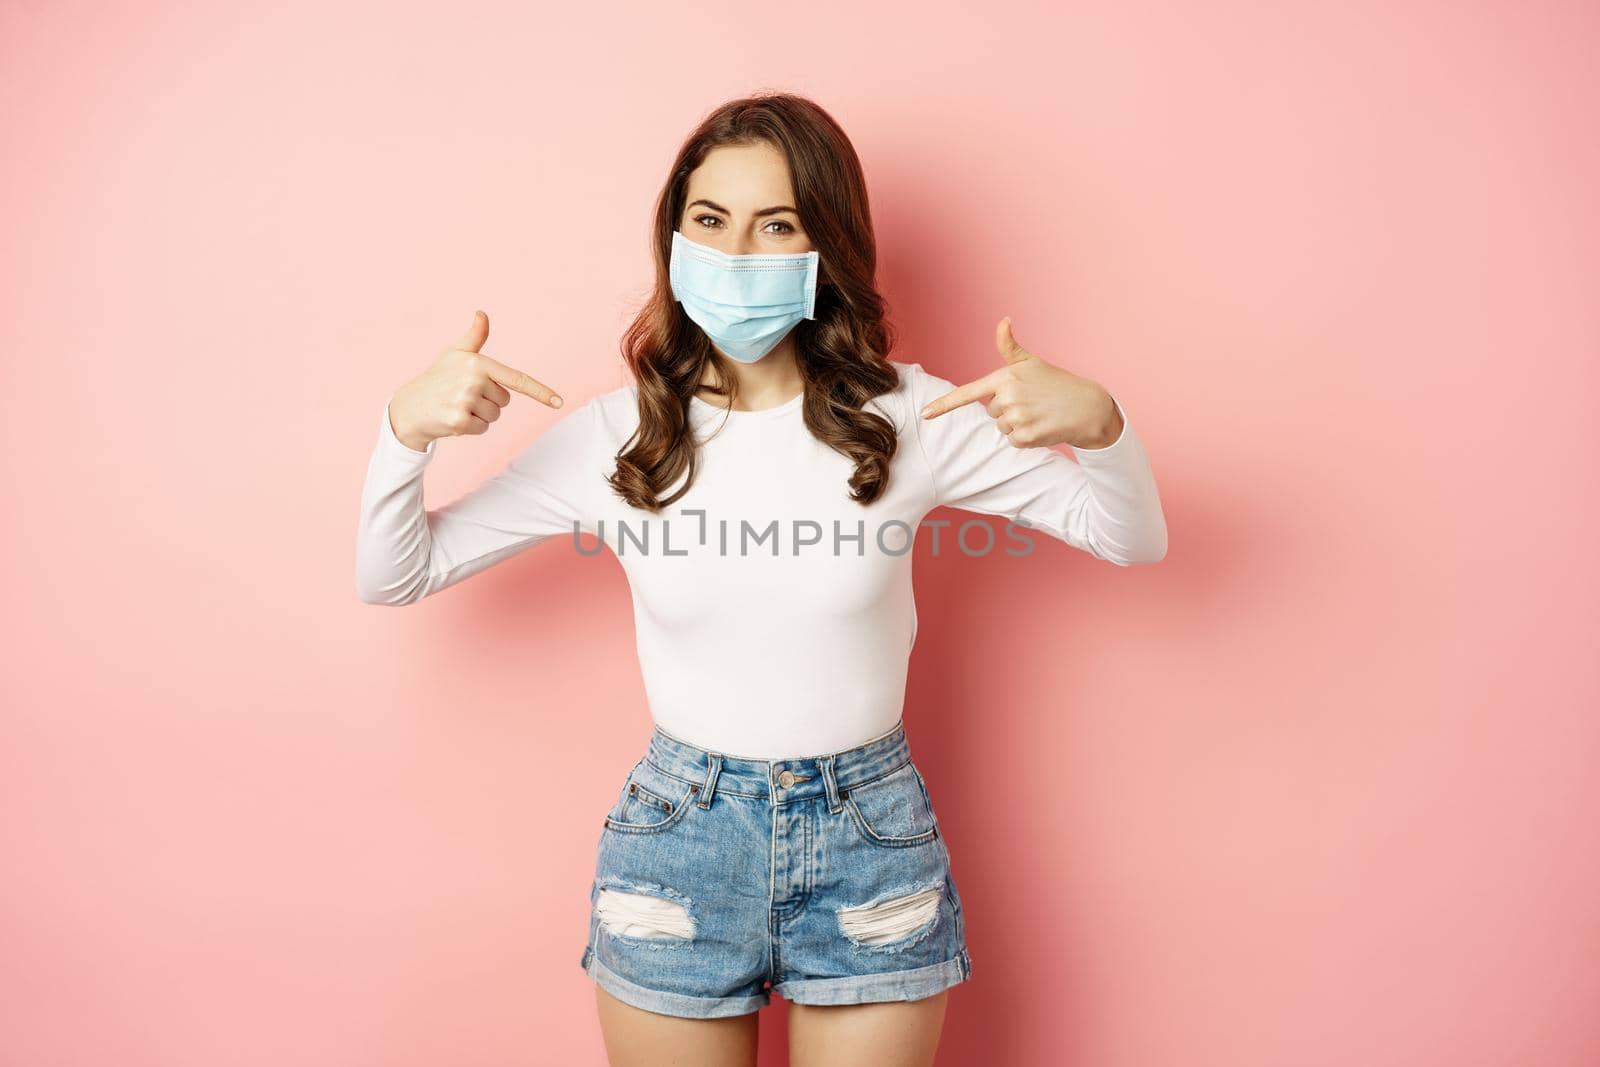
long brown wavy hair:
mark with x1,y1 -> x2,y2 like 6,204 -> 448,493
607,91 -> 901,512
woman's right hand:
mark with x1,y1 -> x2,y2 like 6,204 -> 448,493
387,310 -> 564,452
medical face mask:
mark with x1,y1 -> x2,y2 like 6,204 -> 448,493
668,229 -> 820,363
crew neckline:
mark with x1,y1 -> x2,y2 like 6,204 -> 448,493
690,389 -> 805,420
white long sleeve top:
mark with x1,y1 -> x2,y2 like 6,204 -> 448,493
355,360 -> 1167,758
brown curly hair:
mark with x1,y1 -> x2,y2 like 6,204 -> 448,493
607,91 -> 902,511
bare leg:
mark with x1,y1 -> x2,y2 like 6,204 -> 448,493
787,989 -> 949,1067
593,984 -> 759,1067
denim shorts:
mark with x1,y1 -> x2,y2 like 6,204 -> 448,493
578,718 -> 973,1018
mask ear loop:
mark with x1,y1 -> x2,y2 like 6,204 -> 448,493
802,251 -> 820,319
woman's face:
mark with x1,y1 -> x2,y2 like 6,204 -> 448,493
678,142 -> 813,257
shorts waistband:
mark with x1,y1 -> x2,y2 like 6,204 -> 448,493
645,720 -> 913,810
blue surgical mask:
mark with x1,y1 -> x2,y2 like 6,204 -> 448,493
668,229 -> 820,363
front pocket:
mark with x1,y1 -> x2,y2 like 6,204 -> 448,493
840,762 -> 939,848
604,761 -> 700,836
628,781 -> 675,815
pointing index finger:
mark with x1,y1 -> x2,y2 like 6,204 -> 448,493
919,367 -> 1006,420
481,354 -> 564,408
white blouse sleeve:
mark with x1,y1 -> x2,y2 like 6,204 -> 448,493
354,396 -> 601,605
906,362 -> 1168,565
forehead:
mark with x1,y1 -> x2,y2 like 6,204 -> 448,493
683,142 -> 795,209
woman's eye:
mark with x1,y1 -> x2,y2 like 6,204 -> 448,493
691,215 -> 796,236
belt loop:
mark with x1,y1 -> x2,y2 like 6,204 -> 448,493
820,753 -> 842,814
699,752 -> 723,809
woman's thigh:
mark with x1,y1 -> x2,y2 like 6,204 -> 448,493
594,984 -> 759,1067
787,990 -> 949,1067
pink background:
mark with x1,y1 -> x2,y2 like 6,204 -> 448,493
3,1 -> 1597,1064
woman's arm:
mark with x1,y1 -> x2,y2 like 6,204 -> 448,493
908,355 -> 1168,567
354,395 -> 598,605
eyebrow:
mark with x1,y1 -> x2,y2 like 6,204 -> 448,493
686,198 -> 799,218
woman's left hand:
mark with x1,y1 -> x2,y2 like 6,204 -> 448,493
919,317 -> 1124,450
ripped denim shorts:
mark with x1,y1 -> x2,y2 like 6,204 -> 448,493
578,718 -> 973,1018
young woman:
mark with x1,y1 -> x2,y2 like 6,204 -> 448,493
355,92 -> 1167,1067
